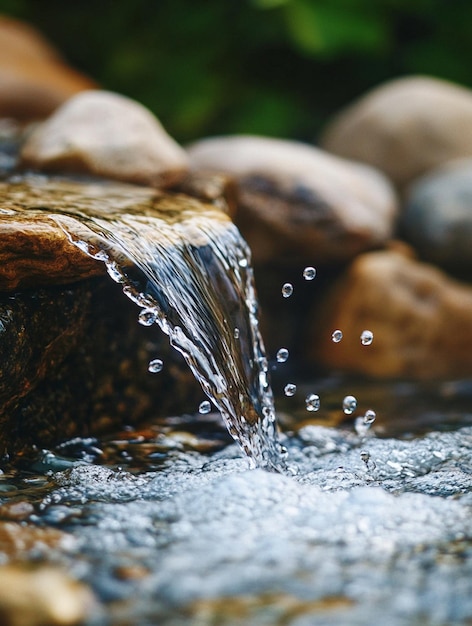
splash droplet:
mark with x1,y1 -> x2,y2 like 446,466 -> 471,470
305,393 -> 320,412
234,328 -> 240,339
363,409 -> 376,425
198,400 -> 212,414
342,395 -> 357,415
284,383 -> 297,397
332,329 -> 343,343
282,283 -> 293,298
360,330 -> 374,346
276,348 -> 289,363
139,309 -> 157,326
148,358 -> 163,373
303,266 -> 317,281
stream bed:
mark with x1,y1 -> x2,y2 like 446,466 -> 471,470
1,383 -> 471,626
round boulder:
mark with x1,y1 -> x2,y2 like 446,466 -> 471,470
321,76 -> 472,192
20,90 -> 189,188
188,135 -> 397,265
402,158 -> 472,272
309,245 -> 472,379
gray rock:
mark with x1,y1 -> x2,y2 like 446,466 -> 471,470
402,158 -> 472,271
321,76 -> 472,192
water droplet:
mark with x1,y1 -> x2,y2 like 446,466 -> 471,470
360,330 -> 374,346
234,328 -> 240,339
198,400 -> 212,414
284,383 -> 297,397
360,450 -> 370,463
238,258 -> 248,268
342,395 -> 357,415
363,409 -> 376,425
276,348 -> 289,363
331,329 -> 343,343
282,283 -> 293,298
148,358 -> 163,373
303,266 -> 317,280
305,393 -> 320,412
138,309 -> 157,326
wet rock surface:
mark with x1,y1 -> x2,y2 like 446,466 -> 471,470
0,15 -> 95,121
321,76 -> 472,192
402,158 -> 472,273
0,277 -> 201,459
20,90 -> 189,187
188,135 -> 397,265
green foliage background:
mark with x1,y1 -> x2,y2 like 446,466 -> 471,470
2,0 -> 472,143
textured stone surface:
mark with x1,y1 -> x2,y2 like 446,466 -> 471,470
309,246 -> 472,379
0,277 -> 201,458
0,15 -> 95,120
402,158 -> 472,272
321,76 -> 472,191
188,135 -> 397,265
21,90 -> 189,188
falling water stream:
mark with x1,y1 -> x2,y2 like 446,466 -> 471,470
3,177 -> 283,470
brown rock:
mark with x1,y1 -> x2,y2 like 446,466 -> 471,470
0,175 -> 234,456
0,15 -> 96,120
188,135 -> 397,265
20,90 -> 189,187
0,564 -> 95,626
310,246 -> 472,379
321,76 -> 472,192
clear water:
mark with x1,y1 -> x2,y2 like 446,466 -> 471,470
3,424 -> 470,626
5,177 -> 283,470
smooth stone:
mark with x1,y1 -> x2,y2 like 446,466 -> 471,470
0,16 -> 95,121
309,245 -> 472,379
321,76 -> 472,192
20,90 -> 189,188
0,564 -> 95,626
402,158 -> 472,272
0,175 -> 229,290
188,135 -> 397,265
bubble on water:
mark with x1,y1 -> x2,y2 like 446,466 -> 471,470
148,358 -> 163,373
276,348 -> 289,363
305,393 -> 320,412
284,383 -> 297,397
139,309 -> 157,326
360,330 -> 374,346
234,328 -> 240,339
106,262 -> 125,284
331,329 -> 343,343
342,395 -> 357,415
364,409 -> 376,425
198,400 -> 212,415
282,283 -> 293,298
303,266 -> 317,281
